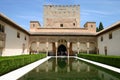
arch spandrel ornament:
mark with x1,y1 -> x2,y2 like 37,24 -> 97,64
58,39 -> 67,47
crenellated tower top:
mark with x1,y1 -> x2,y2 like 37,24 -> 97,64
43,5 -> 80,28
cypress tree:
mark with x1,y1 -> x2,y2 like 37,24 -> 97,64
99,22 -> 104,31
96,27 -> 99,32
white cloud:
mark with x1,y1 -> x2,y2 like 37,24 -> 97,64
82,9 -> 112,15
17,15 -> 39,20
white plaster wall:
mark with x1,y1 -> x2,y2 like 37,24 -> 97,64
97,28 -> 120,55
3,49 -> 28,56
1,21 -> 29,56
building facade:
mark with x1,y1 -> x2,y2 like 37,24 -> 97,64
0,14 -> 29,56
0,5 -> 120,56
97,22 -> 120,55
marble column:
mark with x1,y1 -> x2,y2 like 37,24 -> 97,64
28,43 -> 31,54
36,67 -> 39,72
55,57 -> 58,72
67,57 -> 70,72
87,66 -> 90,72
36,42 -> 40,54
46,42 -> 49,56
46,61 -> 48,72
87,42 -> 90,54
77,42 -> 80,54
77,60 -> 80,72
55,42 -> 58,57
67,41 -> 70,57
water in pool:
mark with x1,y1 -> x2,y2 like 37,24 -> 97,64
18,58 -> 120,80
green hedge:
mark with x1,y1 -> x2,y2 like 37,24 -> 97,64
77,54 -> 120,68
0,54 -> 46,76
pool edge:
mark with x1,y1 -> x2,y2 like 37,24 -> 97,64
0,56 -> 51,80
75,56 -> 120,74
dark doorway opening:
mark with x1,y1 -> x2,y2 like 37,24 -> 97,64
58,45 -> 67,56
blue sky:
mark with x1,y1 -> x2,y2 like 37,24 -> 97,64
0,0 -> 120,30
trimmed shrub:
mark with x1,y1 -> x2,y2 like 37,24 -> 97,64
0,54 -> 46,76
77,54 -> 120,68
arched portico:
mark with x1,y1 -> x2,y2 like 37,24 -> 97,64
29,37 -> 97,56
57,44 -> 67,56
30,41 -> 37,54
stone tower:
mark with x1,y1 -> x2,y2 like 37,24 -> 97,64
44,5 -> 80,28
30,21 -> 41,32
84,22 -> 96,33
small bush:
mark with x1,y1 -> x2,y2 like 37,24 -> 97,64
0,54 -> 46,76
77,54 -> 120,68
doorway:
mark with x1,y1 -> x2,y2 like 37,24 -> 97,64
57,44 -> 67,56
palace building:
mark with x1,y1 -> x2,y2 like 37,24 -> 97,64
0,5 -> 120,56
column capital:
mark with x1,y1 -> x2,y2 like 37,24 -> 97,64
67,41 -> 70,48
87,42 -> 90,49
46,42 -> 49,56
77,42 -> 80,54
55,42 -> 58,48
36,41 -> 40,53
46,42 -> 49,48
36,41 -> 40,45
55,42 -> 58,57
86,42 -> 90,54
77,41 -> 80,48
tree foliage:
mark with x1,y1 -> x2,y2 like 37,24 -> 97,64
96,27 -> 99,32
96,22 -> 104,32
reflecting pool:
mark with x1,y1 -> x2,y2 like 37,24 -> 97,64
18,58 -> 120,80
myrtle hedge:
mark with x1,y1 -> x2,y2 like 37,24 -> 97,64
77,54 -> 120,68
0,54 -> 46,76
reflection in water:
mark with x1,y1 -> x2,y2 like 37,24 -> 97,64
57,58 -> 67,69
18,58 -> 120,80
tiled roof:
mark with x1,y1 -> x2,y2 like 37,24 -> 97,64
0,13 -> 30,35
97,21 -> 120,36
30,32 -> 96,36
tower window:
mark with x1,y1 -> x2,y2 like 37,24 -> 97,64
73,23 -> 75,26
17,32 -> 20,38
101,36 -> 103,41
60,24 -> 63,27
33,24 -> 35,27
25,36 -> 27,40
109,33 -> 112,39
91,25 -> 93,28
0,24 -> 5,33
